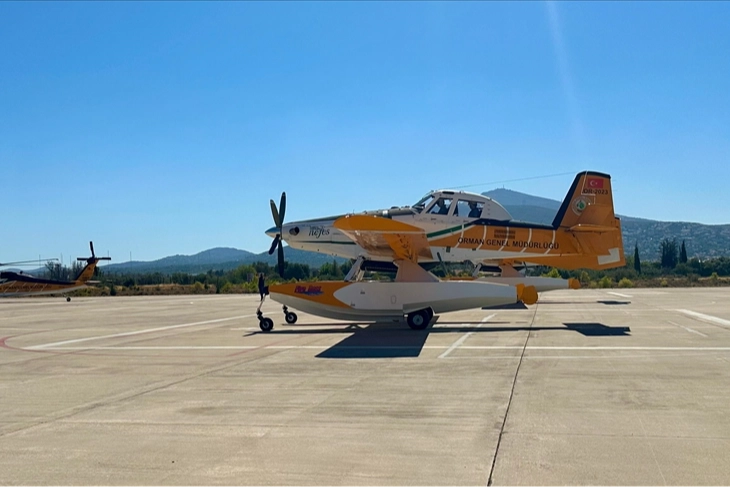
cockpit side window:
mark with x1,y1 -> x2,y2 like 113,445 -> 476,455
428,197 -> 453,215
455,200 -> 484,218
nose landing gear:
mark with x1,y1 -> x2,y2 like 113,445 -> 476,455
257,310 -> 274,332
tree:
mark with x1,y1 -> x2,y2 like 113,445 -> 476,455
633,244 -> 641,274
680,240 -> 688,264
660,238 -> 678,269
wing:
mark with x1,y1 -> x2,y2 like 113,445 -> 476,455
333,215 -> 433,262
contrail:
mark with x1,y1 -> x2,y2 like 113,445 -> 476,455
545,1 -> 588,160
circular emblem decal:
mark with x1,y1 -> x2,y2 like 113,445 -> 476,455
571,196 -> 590,215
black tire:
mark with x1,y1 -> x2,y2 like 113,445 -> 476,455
406,309 -> 431,330
66,297 -> 71,302
425,307 -> 434,322
259,317 -> 274,332
285,312 -> 298,324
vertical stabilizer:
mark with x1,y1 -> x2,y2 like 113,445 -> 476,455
552,172 -> 625,269
552,171 -> 616,229
73,241 -> 111,284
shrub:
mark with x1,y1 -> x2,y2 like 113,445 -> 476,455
543,268 -> 561,278
618,278 -> 634,288
598,276 -> 613,288
579,270 -> 590,283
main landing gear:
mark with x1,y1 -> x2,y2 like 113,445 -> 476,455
283,305 -> 298,324
406,308 -> 433,330
257,305 -> 298,333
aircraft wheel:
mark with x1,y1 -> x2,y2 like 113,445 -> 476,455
259,317 -> 274,333
406,309 -> 431,330
66,297 -> 71,302
285,312 -> 298,324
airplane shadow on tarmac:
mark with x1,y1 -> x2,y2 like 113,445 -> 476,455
247,320 -> 631,359
533,300 -> 632,306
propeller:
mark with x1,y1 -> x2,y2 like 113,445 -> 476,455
267,192 -> 286,277
77,241 -> 112,264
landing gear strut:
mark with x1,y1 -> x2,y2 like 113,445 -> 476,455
406,308 -> 433,330
283,305 -> 298,324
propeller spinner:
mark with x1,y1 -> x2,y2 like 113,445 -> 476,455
267,192 -> 286,277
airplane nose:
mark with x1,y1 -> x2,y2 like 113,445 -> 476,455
265,226 -> 278,238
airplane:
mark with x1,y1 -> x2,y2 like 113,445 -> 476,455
266,171 -> 623,290
257,171 -> 625,331
0,242 -> 111,301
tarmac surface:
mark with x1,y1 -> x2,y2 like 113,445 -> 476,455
1,288 -> 730,485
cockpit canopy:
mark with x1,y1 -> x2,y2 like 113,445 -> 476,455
412,190 -> 513,220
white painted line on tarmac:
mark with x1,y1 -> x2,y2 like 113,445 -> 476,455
607,291 -> 632,298
678,309 -> 730,328
667,320 -> 708,337
29,314 -> 255,349
438,314 -> 496,359
29,345 -> 730,352
516,346 -> 730,351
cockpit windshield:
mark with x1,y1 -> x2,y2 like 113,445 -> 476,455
412,193 -> 435,213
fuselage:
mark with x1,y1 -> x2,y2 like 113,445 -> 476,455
0,272 -> 86,297
267,189 -> 623,270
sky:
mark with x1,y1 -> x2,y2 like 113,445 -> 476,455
2,1 -> 729,264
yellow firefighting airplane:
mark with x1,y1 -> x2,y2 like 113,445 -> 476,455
0,242 -> 111,301
258,171 -> 624,331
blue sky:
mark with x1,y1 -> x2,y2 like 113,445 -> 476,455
2,1 -> 729,264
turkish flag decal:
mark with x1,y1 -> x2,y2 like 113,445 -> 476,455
587,178 -> 604,188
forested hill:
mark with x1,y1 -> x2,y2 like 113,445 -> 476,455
102,188 -> 729,274
483,189 -> 730,260
103,247 -> 347,274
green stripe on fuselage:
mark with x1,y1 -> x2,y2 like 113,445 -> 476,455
426,222 -> 476,239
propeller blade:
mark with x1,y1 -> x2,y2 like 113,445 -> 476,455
278,192 -> 286,226
90,241 -> 96,258
270,199 -> 281,229
277,241 -> 285,277
268,234 -> 281,255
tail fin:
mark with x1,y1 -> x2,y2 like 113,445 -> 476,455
74,261 -> 100,284
73,241 -> 111,284
553,172 -> 625,268
552,171 -> 616,229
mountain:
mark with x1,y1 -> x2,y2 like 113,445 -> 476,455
482,189 -> 730,260
483,188 -> 561,211
98,188 -> 730,275
103,246 -> 346,274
